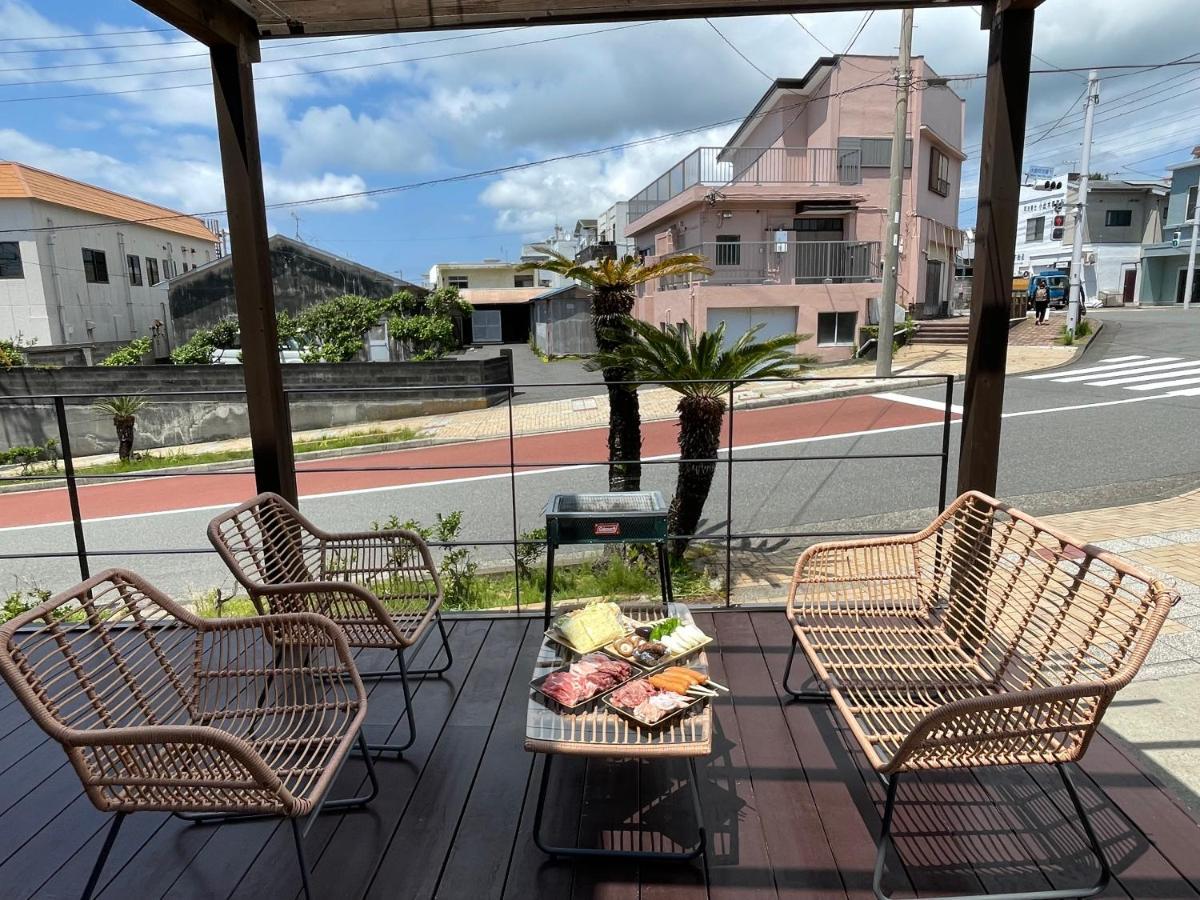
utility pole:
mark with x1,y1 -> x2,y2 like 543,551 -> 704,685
1184,202 -> 1199,311
876,8 -> 913,377
1067,71 -> 1100,334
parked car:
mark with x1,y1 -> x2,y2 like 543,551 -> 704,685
212,337 -> 306,364
1026,270 -> 1069,309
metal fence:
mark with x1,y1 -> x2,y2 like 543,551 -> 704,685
0,374 -> 954,611
660,240 -> 882,289
626,146 -> 862,223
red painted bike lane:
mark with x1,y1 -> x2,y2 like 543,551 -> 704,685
0,394 -> 950,529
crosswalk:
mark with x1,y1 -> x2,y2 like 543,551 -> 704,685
1024,355 -> 1200,396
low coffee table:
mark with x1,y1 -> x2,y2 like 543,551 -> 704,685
524,601 -> 711,861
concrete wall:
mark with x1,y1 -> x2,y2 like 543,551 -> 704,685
0,356 -> 513,456
0,198 -> 214,346
1165,163 -> 1199,228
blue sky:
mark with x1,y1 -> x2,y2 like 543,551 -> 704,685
2,1 -> 1196,283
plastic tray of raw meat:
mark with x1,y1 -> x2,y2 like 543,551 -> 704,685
529,652 -> 636,710
602,676 -> 707,728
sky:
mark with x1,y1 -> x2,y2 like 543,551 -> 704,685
0,0 -> 1196,284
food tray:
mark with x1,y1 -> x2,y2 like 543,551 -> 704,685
602,630 -> 713,672
529,666 -> 635,711
602,689 -> 708,729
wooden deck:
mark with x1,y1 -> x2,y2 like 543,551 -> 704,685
2,609 -> 1199,899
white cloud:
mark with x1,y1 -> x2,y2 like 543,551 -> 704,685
279,104 -> 437,174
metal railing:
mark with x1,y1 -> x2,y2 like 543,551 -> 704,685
627,146 -> 862,224
0,374 -> 954,611
658,240 -> 882,289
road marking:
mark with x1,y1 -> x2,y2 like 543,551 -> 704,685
875,392 -> 963,414
1030,357 -> 1183,383
1023,355 -> 1150,379
1087,362 -> 1200,386
1128,374 -> 1200,392
0,389 -> 1185,533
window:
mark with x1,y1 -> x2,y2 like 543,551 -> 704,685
1187,185 -> 1198,223
448,275 -> 469,289
714,235 -> 741,266
817,311 -> 857,346
126,254 -> 143,286
838,136 -> 913,168
82,248 -> 109,283
145,257 -> 160,285
513,273 -> 534,288
928,147 -> 951,197
1025,217 -> 1045,242
0,242 -> 21,279
162,258 -> 177,279
1105,209 -> 1133,228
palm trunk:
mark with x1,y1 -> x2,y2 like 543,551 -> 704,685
593,286 -> 641,492
667,395 -> 724,558
113,415 -> 135,462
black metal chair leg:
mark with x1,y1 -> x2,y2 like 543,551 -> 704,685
81,812 -> 126,900
872,767 -> 1112,900
782,633 -> 832,701
533,754 -> 706,861
361,650 -> 417,755
291,818 -> 313,900
356,612 -> 453,679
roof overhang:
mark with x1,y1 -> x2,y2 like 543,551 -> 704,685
134,0 -> 1039,42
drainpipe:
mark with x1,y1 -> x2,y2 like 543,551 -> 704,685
117,231 -> 136,337
44,217 -> 68,343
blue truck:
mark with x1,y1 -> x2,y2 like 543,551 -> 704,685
1026,269 -> 1069,309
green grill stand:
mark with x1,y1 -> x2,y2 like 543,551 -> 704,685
542,491 -> 673,628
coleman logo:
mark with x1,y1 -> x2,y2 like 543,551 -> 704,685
593,522 -> 621,536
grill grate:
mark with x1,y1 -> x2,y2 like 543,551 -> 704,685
552,493 -> 663,515
544,492 -> 668,545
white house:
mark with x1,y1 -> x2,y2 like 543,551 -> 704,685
0,161 -> 219,346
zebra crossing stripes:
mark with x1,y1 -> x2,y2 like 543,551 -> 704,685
1024,355 -> 1200,394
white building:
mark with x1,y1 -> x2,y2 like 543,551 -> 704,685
0,162 -> 218,346
1014,173 -> 1168,303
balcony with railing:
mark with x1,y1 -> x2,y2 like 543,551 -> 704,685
627,146 -> 862,225
655,240 -> 881,291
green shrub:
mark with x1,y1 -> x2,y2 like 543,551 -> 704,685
0,336 -> 29,369
389,287 -> 471,361
0,438 -> 59,474
2,588 -> 50,623
99,336 -> 151,366
171,317 -> 239,364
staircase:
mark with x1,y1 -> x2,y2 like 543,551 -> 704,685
910,320 -> 971,345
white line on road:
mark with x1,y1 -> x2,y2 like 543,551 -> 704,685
1022,355 -> 1149,379
0,389 -> 1185,533
875,392 -> 964,414
1128,374 -> 1200,392
1030,357 -> 1183,383
1086,362 -> 1200,386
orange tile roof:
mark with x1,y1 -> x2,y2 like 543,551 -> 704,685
0,161 -> 218,243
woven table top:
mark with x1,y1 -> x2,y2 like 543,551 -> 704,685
524,602 -> 713,758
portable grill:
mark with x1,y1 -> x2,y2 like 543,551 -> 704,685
542,491 -> 672,626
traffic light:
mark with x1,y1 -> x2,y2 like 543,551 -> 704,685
1033,180 -> 1063,191
1053,215 -> 1065,227
1052,214 -> 1065,240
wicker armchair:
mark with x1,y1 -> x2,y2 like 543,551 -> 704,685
784,491 -> 1177,900
0,569 -> 377,900
208,492 -> 450,754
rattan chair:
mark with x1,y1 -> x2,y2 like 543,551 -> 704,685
784,490 -> 1177,900
208,492 -> 450,754
0,569 -> 377,900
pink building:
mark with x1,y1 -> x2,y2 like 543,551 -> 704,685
627,55 -> 965,362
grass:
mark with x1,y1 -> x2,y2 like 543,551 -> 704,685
9,425 -> 422,480
1055,318 -> 1093,346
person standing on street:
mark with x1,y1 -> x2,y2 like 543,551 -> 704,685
1034,280 -> 1050,325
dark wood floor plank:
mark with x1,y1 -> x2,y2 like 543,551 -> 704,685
568,756 -> 643,900
747,611 -> 913,900
501,752 -> 585,900
692,611 -> 777,900
219,626 -> 488,900
712,611 -> 846,899
365,619 -> 530,899
433,620 -> 543,900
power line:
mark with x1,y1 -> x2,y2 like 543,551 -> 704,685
0,79 -> 886,236
788,15 -> 834,54
0,26 -> 174,43
0,35 -> 196,56
1025,85 -> 1088,147
704,19 -> 773,81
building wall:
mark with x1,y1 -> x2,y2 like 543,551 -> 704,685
1164,162 -> 1200,229
635,282 -> 875,363
0,198 -> 214,345
0,199 -> 53,344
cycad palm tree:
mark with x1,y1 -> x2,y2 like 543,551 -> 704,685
93,395 -> 150,462
520,251 -> 712,491
590,320 -> 812,556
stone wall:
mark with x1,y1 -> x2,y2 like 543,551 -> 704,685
0,356 -> 512,456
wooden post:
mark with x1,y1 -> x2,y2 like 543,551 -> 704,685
210,40 -> 298,503
957,2 -> 1035,497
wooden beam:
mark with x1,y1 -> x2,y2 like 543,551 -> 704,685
136,0 -> 260,56
210,42 -> 297,503
957,2 -> 1035,497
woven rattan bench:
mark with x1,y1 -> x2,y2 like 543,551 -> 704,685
783,491 -> 1177,900
209,492 -> 450,754
0,569 -> 377,900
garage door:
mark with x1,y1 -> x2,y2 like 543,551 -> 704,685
706,306 -> 797,350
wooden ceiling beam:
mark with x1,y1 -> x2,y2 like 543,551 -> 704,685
134,0 -> 260,57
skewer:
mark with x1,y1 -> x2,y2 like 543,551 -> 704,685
703,678 -> 729,692
686,686 -> 718,697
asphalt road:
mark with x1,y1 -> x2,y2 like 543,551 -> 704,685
4,305 -> 1199,600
